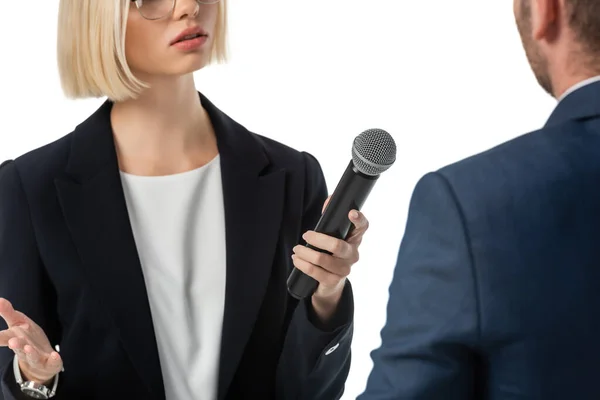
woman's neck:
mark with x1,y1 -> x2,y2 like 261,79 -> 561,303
110,74 -> 218,176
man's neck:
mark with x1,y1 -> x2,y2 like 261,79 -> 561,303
556,75 -> 600,102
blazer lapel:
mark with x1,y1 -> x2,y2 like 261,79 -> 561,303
200,94 -> 287,399
55,101 -> 165,399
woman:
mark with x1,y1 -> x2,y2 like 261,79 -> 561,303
0,0 -> 369,399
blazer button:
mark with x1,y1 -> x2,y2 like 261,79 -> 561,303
325,343 -> 339,355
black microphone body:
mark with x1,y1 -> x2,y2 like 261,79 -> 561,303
286,160 -> 379,299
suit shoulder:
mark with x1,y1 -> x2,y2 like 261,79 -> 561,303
440,127 -> 540,176
431,119 -> 598,217
13,132 -> 72,168
247,131 -> 327,203
251,130 -> 322,174
3,132 -> 73,194
438,120 -> 587,187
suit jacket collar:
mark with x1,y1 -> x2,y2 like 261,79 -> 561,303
545,80 -> 600,127
56,92 -> 287,399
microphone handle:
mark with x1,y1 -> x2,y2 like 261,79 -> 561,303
287,160 -> 379,299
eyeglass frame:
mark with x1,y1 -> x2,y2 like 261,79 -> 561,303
130,0 -> 221,21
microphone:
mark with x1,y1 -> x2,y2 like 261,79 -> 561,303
287,128 -> 397,300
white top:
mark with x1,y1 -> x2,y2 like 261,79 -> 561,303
120,155 -> 227,400
558,75 -> 600,102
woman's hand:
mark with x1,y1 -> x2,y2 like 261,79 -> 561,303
0,298 -> 62,385
292,196 -> 370,321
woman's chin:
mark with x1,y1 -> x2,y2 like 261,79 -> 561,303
133,60 -> 209,80
169,57 -> 210,75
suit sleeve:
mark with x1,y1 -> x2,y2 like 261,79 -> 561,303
358,172 -> 481,400
275,152 -> 354,400
0,161 -> 62,400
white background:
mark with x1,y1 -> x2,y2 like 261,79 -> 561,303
0,1 -> 557,398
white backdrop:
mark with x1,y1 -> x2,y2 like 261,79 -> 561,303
0,1 -> 557,398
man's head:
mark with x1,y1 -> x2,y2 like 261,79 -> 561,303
514,0 -> 600,98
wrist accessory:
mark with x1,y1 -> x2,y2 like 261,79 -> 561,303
13,345 -> 61,399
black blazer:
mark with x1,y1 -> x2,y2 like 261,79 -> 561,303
0,93 -> 354,400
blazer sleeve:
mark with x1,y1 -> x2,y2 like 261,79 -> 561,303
358,172 -> 481,400
0,161 -> 62,400
275,152 -> 354,400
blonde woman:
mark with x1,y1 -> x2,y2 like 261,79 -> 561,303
0,0 -> 369,399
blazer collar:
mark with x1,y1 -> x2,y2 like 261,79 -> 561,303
545,80 -> 600,128
56,92 -> 287,399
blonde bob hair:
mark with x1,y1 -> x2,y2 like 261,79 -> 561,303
57,0 -> 227,102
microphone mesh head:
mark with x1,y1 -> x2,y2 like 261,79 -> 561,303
352,129 -> 397,176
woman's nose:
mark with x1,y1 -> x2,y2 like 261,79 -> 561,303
172,0 -> 199,20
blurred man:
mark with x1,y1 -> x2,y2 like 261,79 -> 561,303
359,1 -> 600,398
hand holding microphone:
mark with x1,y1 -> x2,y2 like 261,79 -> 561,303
288,128 -> 397,300
290,196 -> 370,306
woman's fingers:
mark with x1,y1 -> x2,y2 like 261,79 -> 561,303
0,307 -> 62,382
8,336 -> 28,362
0,329 -> 15,346
8,336 -> 26,351
0,298 -> 26,328
6,326 -> 63,380
12,345 -> 62,382
44,351 -> 63,373
24,345 -> 42,366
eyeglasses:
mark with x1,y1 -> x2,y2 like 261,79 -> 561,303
131,0 -> 220,21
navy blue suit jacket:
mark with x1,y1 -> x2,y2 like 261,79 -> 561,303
0,93 -> 353,400
359,81 -> 600,399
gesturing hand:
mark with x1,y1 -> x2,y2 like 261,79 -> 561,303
0,298 -> 62,385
